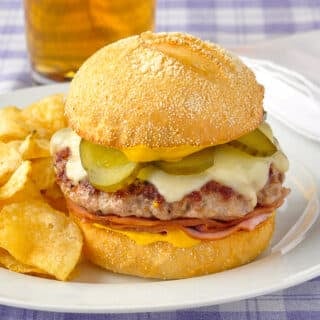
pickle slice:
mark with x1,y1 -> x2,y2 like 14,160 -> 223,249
80,140 -> 139,191
86,164 -> 138,192
228,128 -> 277,157
155,147 -> 215,175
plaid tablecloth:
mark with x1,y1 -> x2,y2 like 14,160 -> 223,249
1,0 -> 320,319
1,0 -> 320,92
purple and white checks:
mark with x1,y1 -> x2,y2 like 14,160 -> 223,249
157,0 -> 320,45
1,0 -> 320,93
1,280 -> 320,319
0,0 -> 320,319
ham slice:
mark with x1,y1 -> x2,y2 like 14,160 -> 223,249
67,190 -> 287,241
182,213 -> 271,240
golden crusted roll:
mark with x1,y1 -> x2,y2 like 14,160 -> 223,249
65,32 -> 264,148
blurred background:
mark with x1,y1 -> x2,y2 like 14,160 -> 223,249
0,0 -> 320,91
157,0 -> 320,46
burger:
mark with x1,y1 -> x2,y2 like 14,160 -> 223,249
50,32 -> 289,279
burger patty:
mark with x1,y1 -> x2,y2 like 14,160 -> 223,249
54,148 -> 286,221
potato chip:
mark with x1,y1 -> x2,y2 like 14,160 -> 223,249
44,182 -> 64,199
30,157 -> 56,190
19,133 -> 50,159
7,140 -> 23,150
0,248 -> 45,275
0,107 -> 29,141
22,94 -> 67,138
0,201 -> 83,280
0,141 -> 22,185
0,161 -> 41,206
43,183 -> 67,213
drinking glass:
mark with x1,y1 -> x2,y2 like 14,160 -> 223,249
24,0 -> 155,83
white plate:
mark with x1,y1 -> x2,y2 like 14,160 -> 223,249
244,57 -> 320,143
0,84 -> 320,313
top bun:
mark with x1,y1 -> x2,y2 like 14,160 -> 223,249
66,32 -> 264,148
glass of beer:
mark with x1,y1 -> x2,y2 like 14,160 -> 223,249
24,0 -> 155,84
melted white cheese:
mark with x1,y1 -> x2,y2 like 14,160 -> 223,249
50,128 -> 87,183
50,125 -> 289,205
138,146 -> 287,205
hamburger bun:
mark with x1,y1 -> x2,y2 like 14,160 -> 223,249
56,32 -> 288,280
65,32 -> 264,149
70,211 -> 275,279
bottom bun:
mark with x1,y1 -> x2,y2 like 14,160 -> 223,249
70,211 -> 275,279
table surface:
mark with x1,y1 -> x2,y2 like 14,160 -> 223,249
1,1 -> 320,319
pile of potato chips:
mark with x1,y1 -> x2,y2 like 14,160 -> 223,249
0,94 -> 83,281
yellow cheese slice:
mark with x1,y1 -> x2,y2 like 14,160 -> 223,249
122,145 -> 206,162
93,224 -> 200,248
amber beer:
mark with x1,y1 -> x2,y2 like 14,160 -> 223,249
24,0 -> 155,83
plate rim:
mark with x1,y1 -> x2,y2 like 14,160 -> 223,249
243,56 -> 320,143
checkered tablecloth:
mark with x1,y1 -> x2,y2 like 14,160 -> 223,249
1,1 -> 320,319
1,0 -> 320,93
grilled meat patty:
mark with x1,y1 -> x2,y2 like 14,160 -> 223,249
54,148 -> 287,221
